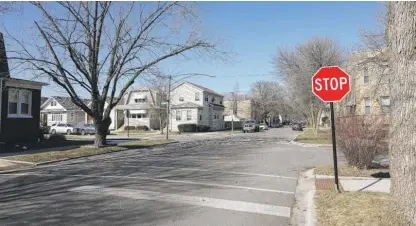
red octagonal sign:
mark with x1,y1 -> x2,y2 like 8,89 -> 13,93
312,66 -> 351,102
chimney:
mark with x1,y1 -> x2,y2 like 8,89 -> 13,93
0,32 -> 10,78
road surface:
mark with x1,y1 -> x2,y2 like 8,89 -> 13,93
0,128 -> 333,226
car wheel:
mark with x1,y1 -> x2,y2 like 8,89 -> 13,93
67,129 -> 71,135
81,130 -> 86,135
51,129 -> 56,134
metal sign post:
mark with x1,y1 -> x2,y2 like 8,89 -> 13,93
330,102 -> 340,192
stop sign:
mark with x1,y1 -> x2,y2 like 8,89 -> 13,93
312,66 -> 351,102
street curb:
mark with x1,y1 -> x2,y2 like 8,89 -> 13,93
315,174 -> 380,180
289,169 -> 316,226
290,140 -> 332,148
0,141 -> 179,173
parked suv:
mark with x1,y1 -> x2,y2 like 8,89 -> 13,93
50,123 -> 78,135
243,120 -> 260,133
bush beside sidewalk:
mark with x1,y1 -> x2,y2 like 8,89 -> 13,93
0,139 -> 176,170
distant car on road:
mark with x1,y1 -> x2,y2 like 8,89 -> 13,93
75,123 -> 96,135
243,120 -> 260,133
50,123 -> 78,135
292,123 -> 303,131
259,123 -> 269,131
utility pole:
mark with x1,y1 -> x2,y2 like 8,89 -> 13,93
166,75 -> 171,140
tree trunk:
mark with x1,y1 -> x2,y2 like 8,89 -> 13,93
314,108 -> 323,136
159,114 -> 164,134
94,117 -> 111,147
387,2 -> 416,224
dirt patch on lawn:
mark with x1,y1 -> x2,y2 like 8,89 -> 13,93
315,163 -> 389,178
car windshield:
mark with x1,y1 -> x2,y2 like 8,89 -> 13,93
66,124 -> 73,127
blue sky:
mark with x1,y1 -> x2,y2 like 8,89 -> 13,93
2,2 -> 383,97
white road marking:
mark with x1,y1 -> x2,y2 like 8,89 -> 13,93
121,165 -> 297,180
69,185 -> 291,218
1,173 -> 294,195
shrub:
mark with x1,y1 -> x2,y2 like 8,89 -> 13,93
40,125 -> 50,134
135,125 -> 149,131
124,126 -> 136,131
178,124 -> 197,132
48,133 -> 67,142
336,115 -> 389,169
197,125 -> 210,132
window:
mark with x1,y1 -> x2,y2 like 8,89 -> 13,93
195,92 -> 200,101
211,96 -> 215,102
57,123 -> 65,127
8,89 -> 32,117
134,98 -> 146,103
179,96 -> 184,102
51,113 -> 63,122
220,99 -> 223,105
200,115 -> 202,120
223,115 -> 225,120
364,66 -> 369,86
176,110 -> 181,121
205,95 -> 208,102
364,97 -> 371,114
69,112 -> 75,121
380,96 -> 391,113
51,100 -> 57,106
187,110 -> 192,121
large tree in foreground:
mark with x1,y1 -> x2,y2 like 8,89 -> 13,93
387,2 -> 416,224
274,37 -> 344,135
9,2 -> 221,146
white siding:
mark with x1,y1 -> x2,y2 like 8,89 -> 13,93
47,113 -> 67,126
126,90 -> 154,105
170,84 -> 203,106
43,98 -> 65,111
170,108 -> 198,131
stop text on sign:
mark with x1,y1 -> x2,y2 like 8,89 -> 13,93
314,77 -> 348,91
311,66 -> 351,102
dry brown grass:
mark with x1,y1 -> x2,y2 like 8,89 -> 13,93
294,129 -> 331,144
315,191 -> 411,226
314,163 -> 389,177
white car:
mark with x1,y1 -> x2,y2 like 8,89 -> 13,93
50,123 -> 78,135
259,123 -> 269,130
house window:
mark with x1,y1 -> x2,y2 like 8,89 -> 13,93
220,99 -> 223,105
211,96 -> 215,103
69,112 -> 75,121
195,92 -> 200,101
380,96 -> 391,113
176,110 -> 181,121
51,113 -> 63,122
364,97 -> 371,114
8,89 -> 32,117
187,110 -> 192,121
51,100 -> 57,106
205,95 -> 208,102
364,66 -> 369,86
200,115 -> 202,120
134,98 -> 146,103
179,96 -> 184,102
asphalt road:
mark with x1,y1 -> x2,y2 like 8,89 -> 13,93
0,128 -> 333,226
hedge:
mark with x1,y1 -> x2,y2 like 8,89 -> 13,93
178,124 -> 211,132
125,125 -> 149,131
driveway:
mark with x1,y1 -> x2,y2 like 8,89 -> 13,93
0,128 -> 333,226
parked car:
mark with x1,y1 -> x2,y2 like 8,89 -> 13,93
50,123 -> 78,135
259,123 -> 269,130
75,123 -> 96,135
292,123 -> 303,131
272,122 -> 283,128
243,120 -> 260,133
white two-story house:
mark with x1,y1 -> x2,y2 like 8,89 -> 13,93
116,87 -> 165,130
169,82 -> 225,131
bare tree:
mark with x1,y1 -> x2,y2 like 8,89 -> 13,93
231,82 -> 239,115
8,2 -> 223,147
250,81 -> 285,125
274,37 -> 344,135
387,2 -> 416,224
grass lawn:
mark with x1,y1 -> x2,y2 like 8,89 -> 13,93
315,191 -> 410,226
4,139 -> 176,164
294,129 -> 331,144
315,163 -> 390,178
0,139 -> 93,153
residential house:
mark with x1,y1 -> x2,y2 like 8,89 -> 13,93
41,96 -> 91,127
41,96 -> 122,130
337,50 -> 391,118
169,82 -> 225,131
0,32 -> 48,143
222,93 -> 255,122
115,87 -> 165,130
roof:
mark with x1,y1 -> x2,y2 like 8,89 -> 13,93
41,97 -> 48,106
171,102 -> 203,109
50,96 -> 90,111
173,81 -> 223,97
209,103 -> 225,108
